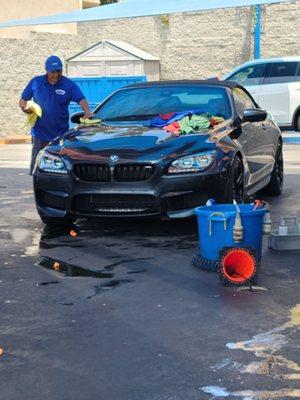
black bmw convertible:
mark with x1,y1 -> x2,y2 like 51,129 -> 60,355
33,80 -> 283,226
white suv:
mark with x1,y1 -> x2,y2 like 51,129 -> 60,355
223,57 -> 300,130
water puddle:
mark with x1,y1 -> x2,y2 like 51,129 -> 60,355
87,279 -> 134,298
20,210 -> 40,221
37,281 -> 60,286
39,241 -> 85,249
107,255 -> 122,259
25,229 -> 42,256
37,257 -> 114,279
10,228 -> 31,243
100,279 -> 133,289
1,200 -> 19,205
21,190 -> 33,195
127,269 -> 148,275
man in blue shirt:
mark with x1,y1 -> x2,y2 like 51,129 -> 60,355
19,55 -> 91,174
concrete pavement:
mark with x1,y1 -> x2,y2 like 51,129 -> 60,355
0,142 -> 299,400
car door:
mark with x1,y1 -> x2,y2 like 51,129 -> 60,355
232,88 -> 273,188
225,63 -> 267,106
259,61 -> 299,125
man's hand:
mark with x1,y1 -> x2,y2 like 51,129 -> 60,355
19,99 -> 33,114
79,99 -> 92,119
23,108 -> 34,115
82,111 -> 94,120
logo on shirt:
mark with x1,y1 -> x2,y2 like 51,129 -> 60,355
55,89 -> 66,95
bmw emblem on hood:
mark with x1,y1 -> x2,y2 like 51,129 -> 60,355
109,155 -> 119,163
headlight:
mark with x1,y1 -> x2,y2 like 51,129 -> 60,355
168,150 -> 216,174
38,151 -> 67,174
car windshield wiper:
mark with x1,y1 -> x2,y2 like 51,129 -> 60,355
102,114 -> 157,121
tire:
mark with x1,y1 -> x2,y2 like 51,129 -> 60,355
40,215 -> 75,227
296,113 -> 300,132
224,156 -> 244,203
262,140 -> 283,196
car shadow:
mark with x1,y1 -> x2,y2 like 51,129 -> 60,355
41,216 -> 199,241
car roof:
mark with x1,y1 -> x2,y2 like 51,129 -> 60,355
226,56 -> 300,71
223,57 -> 300,79
230,56 -> 300,68
124,79 -> 243,90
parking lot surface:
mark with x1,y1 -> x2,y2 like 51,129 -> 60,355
0,142 -> 299,400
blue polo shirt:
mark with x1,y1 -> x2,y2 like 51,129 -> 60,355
21,75 -> 85,141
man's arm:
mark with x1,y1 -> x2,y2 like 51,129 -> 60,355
70,82 -> 92,119
20,78 -> 34,114
79,99 -> 92,119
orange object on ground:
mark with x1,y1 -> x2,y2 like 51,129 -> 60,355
69,230 -> 77,237
0,348 -> 4,357
219,247 -> 256,285
53,261 -> 61,271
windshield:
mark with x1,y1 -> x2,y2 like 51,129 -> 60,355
94,85 -> 232,121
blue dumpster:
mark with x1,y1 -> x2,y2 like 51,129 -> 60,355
68,76 -> 147,125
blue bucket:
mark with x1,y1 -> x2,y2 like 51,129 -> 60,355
194,204 -> 266,262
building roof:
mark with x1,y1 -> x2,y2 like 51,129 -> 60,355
0,0 -> 296,27
67,40 -> 160,62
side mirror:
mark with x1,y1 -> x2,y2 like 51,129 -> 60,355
71,112 -> 84,124
242,108 -> 267,123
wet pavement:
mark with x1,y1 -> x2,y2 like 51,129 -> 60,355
0,143 -> 299,400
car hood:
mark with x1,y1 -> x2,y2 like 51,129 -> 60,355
49,124 -> 218,163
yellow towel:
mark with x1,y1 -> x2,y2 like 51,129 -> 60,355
24,101 -> 42,130
79,118 -> 101,125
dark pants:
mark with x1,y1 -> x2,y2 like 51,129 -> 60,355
30,138 -> 49,175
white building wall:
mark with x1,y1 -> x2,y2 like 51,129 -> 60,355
0,1 -> 299,137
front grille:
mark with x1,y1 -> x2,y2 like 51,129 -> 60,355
114,164 -> 154,182
72,194 -> 160,215
73,163 -> 154,182
73,164 -> 111,182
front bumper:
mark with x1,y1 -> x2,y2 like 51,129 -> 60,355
33,167 -> 227,219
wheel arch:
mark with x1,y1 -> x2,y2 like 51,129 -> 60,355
231,150 -> 245,174
292,106 -> 300,131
